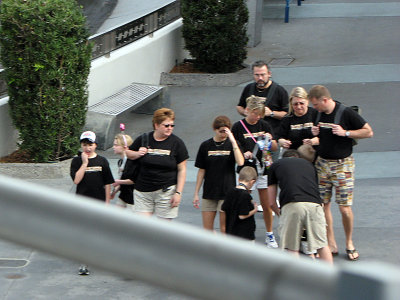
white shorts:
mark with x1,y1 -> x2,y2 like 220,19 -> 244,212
251,175 -> 268,190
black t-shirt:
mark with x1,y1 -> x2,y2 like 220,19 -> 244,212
238,82 -> 289,132
232,118 -> 275,175
195,138 -> 237,200
129,132 -> 189,192
277,107 -> 318,149
118,158 -> 135,204
268,157 -> 321,208
70,155 -> 115,201
222,188 -> 255,240
315,102 -> 366,159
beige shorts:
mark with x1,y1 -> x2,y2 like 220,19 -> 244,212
279,202 -> 328,252
202,199 -> 224,212
134,185 -> 179,219
251,174 -> 268,190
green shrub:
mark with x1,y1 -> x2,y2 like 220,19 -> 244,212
0,0 -> 92,162
181,0 -> 248,73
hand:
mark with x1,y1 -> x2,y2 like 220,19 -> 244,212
138,146 -> 148,156
81,151 -> 89,165
303,139 -> 313,146
193,196 -> 200,209
264,106 -> 272,117
331,124 -> 346,136
311,125 -> 320,136
279,138 -> 292,149
244,151 -> 253,160
170,193 -> 181,208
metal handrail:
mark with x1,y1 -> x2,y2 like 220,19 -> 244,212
1,174 -> 400,300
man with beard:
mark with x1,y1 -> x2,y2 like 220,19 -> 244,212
237,60 -> 289,136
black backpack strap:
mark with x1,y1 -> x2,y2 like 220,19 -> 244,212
266,81 -> 277,100
334,103 -> 346,124
249,82 -> 256,96
314,112 -> 321,125
141,132 -> 149,148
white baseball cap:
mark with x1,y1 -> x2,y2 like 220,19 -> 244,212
80,131 -> 96,143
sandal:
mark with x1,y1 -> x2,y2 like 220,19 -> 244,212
346,249 -> 359,261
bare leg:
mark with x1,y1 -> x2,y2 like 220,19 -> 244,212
317,246 -> 333,264
219,211 -> 226,233
202,211 -> 217,231
339,205 -> 359,260
259,188 -> 273,232
323,202 -> 338,253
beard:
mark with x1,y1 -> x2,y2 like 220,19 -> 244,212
256,80 -> 268,88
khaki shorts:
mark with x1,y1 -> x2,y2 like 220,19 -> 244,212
134,185 -> 179,219
279,202 -> 328,252
202,199 -> 224,212
115,198 -> 135,212
315,156 -> 355,206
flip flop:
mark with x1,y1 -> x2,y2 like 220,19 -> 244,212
346,249 -> 359,261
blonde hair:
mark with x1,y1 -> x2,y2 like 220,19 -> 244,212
238,166 -> 258,182
152,108 -> 175,129
246,95 -> 265,116
114,133 -> 133,147
288,87 -> 308,115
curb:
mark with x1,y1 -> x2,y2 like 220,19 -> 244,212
0,158 -> 72,179
160,66 -> 251,87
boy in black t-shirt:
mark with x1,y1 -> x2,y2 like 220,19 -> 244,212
70,131 -> 115,275
222,167 -> 258,241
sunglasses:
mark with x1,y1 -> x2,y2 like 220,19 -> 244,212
161,123 -> 175,128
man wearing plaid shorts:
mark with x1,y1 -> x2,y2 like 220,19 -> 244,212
309,85 -> 373,261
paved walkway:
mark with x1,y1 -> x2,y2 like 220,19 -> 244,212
1,0 -> 400,299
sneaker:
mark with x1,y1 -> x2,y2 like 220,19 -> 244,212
300,241 -> 317,255
78,265 -> 90,275
257,205 -> 263,212
265,233 -> 278,249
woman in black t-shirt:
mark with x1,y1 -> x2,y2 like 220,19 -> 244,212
126,108 -> 189,220
193,116 -> 244,232
278,87 -> 319,150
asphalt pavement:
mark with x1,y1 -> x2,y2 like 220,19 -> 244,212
1,0 -> 399,299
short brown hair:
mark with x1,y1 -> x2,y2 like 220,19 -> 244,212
252,60 -> 269,71
308,85 -> 331,100
238,166 -> 257,182
152,108 -> 175,129
212,115 -> 232,130
297,144 -> 316,163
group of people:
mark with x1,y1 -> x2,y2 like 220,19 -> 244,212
70,60 -> 373,274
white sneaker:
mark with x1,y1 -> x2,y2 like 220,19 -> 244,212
265,233 -> 278,248
78,265 -> 90,275
257,205 -> 263,212
300,241 -> 317,255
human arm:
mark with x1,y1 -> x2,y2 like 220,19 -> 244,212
105,184 -> 112,204
193,168 -> 205,209
170,160 -> 187,208
125,147 -> 148,160
268,184 -> 280,216
238,201 -> 258,219
278,138 -> 292,149
331,123 -> 373,139
236,105 -> 246,117
225,127 -> 244,166
264,107 -> 287,120
303,137 -> 319,146
72,153 -> 88,185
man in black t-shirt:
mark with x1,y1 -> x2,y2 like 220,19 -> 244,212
237,60 -> 289,134
268,150 -> 332,263
309,85 -> 373,261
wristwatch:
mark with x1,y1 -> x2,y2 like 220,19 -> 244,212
345,131 -> 351,137
270,111 -> 275,117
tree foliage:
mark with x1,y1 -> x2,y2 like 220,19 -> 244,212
181,0 -> 249,73
0,0 -> 92,162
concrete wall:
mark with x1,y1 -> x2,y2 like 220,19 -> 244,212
0,19 -> 186,157
0,97 -> 19,157
88,19 -> 186,106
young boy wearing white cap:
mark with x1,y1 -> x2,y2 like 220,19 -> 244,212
70,131 -> 114,275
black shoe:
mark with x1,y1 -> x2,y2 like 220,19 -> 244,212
78,265 -> 90,275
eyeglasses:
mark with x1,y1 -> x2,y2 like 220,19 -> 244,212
293,102 -> 306,106
161,123 -> 175,128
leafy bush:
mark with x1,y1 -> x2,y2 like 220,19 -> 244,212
181,0 -> 249,73
0,0 -> 92,162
